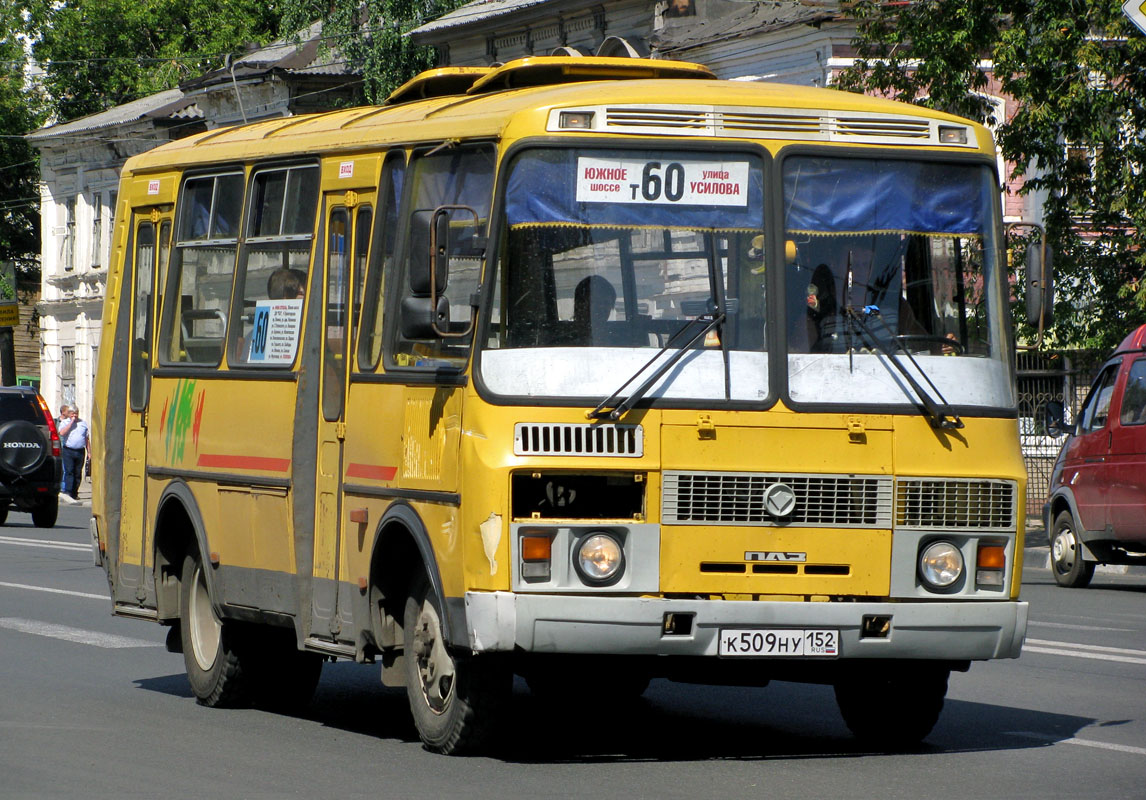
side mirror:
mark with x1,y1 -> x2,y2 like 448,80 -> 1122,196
1039,399 -> 1072,437
1025,241 -> 1054,328
400,295 -> 450,340
409,210 -> 449,297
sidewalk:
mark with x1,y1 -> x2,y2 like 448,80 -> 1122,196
59,474 -> 92,508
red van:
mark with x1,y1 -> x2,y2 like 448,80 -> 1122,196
1043,324 -> 1146,587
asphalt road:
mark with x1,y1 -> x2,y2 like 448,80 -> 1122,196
3,505 -> 1144,800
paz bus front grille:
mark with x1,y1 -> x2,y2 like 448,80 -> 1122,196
662,471 -> 894,528
895,478 -> 1017,530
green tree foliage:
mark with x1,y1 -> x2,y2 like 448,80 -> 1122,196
279,0 -> 467,103
26,0 -> 282,121
837,0 -> 1146,350
0,1 -> 45,273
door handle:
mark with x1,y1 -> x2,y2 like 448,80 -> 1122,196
1084,457 -> 1105,463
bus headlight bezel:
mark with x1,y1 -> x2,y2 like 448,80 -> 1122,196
918,540 -> 964,591
574,532 -> 625,586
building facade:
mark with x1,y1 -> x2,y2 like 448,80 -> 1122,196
411,0 -> 1038,229
26,25 -> 359,418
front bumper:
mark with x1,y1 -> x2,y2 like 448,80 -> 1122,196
464,592 -> 1028,661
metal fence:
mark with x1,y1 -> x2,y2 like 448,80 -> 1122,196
1017,349 -> 1105,521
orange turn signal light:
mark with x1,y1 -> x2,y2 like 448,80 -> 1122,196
977,543 -> 1006,570
521,535 -> 552,562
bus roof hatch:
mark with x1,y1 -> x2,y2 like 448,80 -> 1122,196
465,56 -> 715,95
386,66 -> 495,105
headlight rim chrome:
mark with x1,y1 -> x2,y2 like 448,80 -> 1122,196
918,539 -> 965,592
574,531 -> 626,587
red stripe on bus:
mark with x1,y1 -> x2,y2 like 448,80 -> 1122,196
197,454 -> 291,472
345,463 -> 398,481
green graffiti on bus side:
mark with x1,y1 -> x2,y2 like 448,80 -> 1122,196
160,378 -> 205,464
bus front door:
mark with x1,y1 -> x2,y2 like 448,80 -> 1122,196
312,193 -> 374,639
119,211 -> 171,605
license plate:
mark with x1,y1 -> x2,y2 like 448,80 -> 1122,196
718,628 -> 839,657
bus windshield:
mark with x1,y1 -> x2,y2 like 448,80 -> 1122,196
782,155 -> 1013,410
483,146 -> 768,403
481,147 -> 1012,412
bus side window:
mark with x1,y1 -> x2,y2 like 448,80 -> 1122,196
352,205 -> 373,350
387,144 -> 494,368
160,172 -> 243,365
357,152 -> 406,371
228,164 -> 319,368
129,221 -> 155,411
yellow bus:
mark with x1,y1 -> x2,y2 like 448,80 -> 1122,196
93,55 -> 1029,754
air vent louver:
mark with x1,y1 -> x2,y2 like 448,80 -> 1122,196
514,423 -> 643,457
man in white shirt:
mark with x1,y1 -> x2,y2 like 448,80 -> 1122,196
58,406 -> 89,501
55,404 -> 70,492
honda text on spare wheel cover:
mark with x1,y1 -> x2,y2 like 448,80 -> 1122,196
0,387 -> 62,527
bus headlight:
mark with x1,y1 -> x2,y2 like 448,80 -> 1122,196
918,541 -> 964,590
575,532 -> 624,585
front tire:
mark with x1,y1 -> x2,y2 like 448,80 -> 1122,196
403,574 -> 509,754
1050,511 -> 1095,588
179,553 -> 251,707
835,664 -> 949,749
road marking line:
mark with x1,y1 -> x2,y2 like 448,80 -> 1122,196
1028,620 -> 1133,633
1023,645 -> 1146,666
1007,731 -> 1146,757
1026,638 -> 1146,657
0,581 -> 107,600
0,617 -> 161,648
1064,737 -> 1146,756
0,535 -> 88,552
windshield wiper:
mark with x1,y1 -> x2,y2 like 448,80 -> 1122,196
587,311 -> 725,421
846,305 -> 963,430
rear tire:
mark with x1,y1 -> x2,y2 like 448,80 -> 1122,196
180,552 -> 251,707
1050,511 -> 1095,588
31,496 -> 57,528
403,574 -> 509,754
0,504 -> 8,525
835,664 -> 949,749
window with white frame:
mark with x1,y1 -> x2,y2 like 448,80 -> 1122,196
62,197 -> 76,272
90,192 -> 103,268
61,346 -> 76,405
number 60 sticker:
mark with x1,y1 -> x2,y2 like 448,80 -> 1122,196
576,157 -> 750,207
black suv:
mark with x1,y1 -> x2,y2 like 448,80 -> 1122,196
0,387 -> 61,527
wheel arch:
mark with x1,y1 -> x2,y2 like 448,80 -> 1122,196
1046,488 -> 1079,541
367,502 -> 458,651
152,480 -> 213,622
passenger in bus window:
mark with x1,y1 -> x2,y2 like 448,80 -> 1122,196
572,275 -> 616,345
267,267 -> 307,300
806,264 -> 842,352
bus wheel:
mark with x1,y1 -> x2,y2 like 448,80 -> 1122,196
403,575 -> 508,754
179,553 -> 251,708
1050,511 -> 1095,588
834,665 -> 949,749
